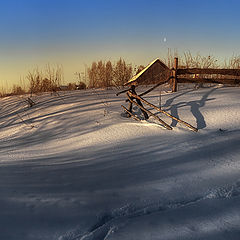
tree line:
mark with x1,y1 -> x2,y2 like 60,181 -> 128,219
2,58 -> 134,96
3,52 -> 240,97
87,58 -> 133,88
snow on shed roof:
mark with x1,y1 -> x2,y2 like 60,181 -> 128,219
125,58 -> 169,85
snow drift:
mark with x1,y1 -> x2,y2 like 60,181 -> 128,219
0,85 -> 240,240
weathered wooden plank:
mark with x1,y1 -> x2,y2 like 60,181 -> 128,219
129,92 -> 198,132
177,68 -> 240,76
130,86 -> 149,119
172,57 -> 178,92
121,105 -> 141,121
126,92 -> 172,130
125,77 -> 171,103
177,77 -> 240,84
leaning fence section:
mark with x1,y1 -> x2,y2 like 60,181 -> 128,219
116,57 -> 239,131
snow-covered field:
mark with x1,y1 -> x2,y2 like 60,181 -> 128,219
0,85 -> 240,240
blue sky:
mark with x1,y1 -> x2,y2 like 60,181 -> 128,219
0,0 -> 240,88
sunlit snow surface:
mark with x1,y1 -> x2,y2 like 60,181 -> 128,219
0,85 -> 240,240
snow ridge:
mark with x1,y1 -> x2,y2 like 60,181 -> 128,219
59,180 -> 240,240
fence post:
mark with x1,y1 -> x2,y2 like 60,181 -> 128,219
172,57 -> 178,92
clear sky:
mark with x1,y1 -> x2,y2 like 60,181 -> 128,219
1,0 -> 240,89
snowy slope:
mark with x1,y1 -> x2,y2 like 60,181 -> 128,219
0,85 -> 240,240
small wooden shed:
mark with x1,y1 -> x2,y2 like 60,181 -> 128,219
125,58 -> 171,86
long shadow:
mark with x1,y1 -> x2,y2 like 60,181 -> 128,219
163,89 -> 194,108
187,88 -> 217,129
168,102 -> 186,127
166,88 -> 217,129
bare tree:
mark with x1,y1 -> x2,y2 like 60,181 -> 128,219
113,58 -> 133,86
88,60 -> 114,88
96,60 -> 106,88
88,62 -> 97,88
27,64 -> 63,94
105,61 -> 113,88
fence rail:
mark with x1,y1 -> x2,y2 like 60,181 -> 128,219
177,68 -> 240,76
123,57 -> 240,93
171,58 -> 240,91
177,77 -> 240,85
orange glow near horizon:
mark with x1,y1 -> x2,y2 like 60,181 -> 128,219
1,0 -> 240,92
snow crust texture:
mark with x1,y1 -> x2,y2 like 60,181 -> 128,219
0,85 -> 240,240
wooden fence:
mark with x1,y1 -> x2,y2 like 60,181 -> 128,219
172,57 -> 240,92
117,57 -> 239,131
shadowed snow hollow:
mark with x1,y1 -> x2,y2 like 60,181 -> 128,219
0,86 -> 239,240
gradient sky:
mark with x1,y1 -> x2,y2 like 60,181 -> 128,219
1,0 -> 240,89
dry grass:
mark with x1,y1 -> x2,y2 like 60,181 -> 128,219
1,53 -> 239,97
